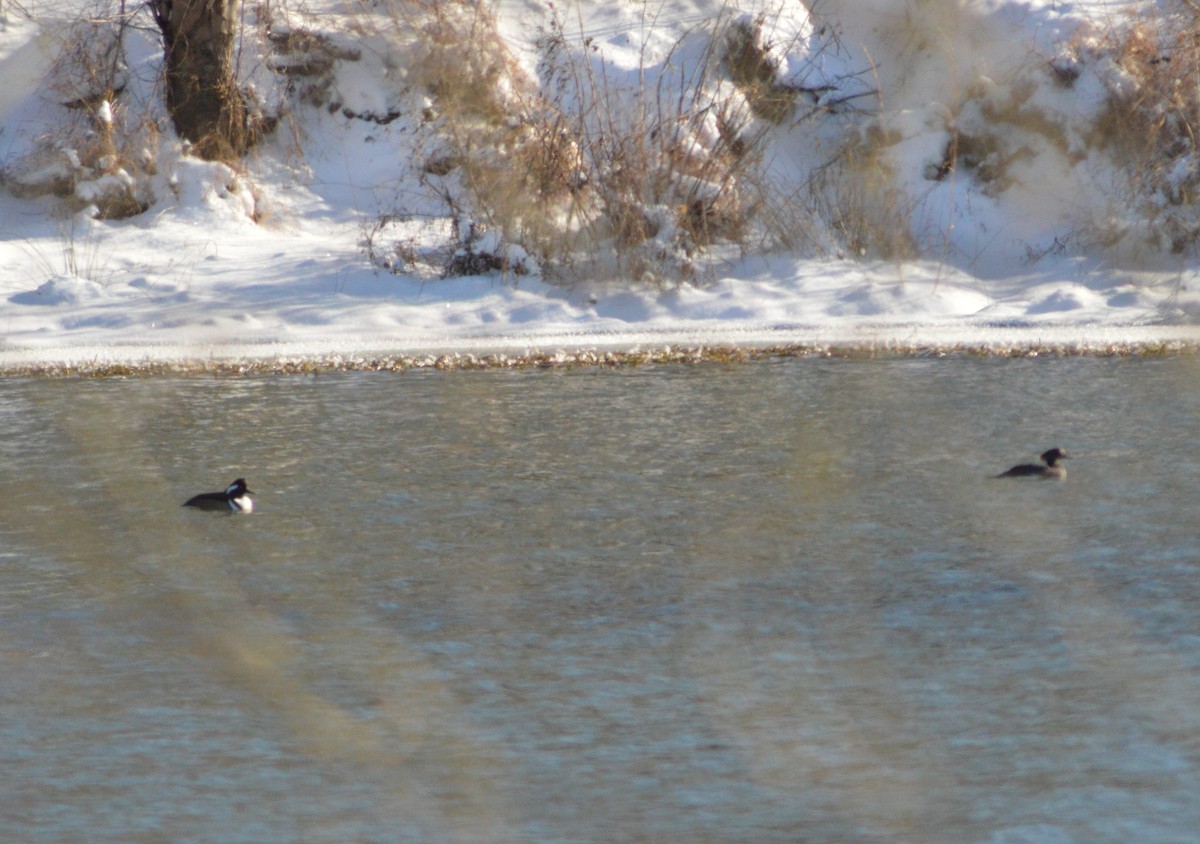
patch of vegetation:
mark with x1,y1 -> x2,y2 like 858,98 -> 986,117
3,0 -> 896,278
814,127 -> 918,259
529,5 -> 815,281
367,0 -> 584,277
0,0 -> 282,221
355,0 -> 871,284
1085,2 -> 1200,253
722,15 -> 801,124
1,14 -> 155,219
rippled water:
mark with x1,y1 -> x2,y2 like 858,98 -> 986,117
2,357 -> 1200,843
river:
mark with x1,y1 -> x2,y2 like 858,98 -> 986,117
2,357 -> 1199,843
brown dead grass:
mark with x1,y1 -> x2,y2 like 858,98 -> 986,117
1089,3 -> 1200,251
365,0 -> 821,282
812,127 -> 918,260
388,0 -> 585,266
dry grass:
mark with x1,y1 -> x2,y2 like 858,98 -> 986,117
1085,2 -> 1200,252
368,0 -> 586,274
723,15 -> 802,124
812,126 -> 918,260
358,0 -> 846,283
1,0 -> 290,219
5,0 -> 881,276
1,13 -> 157,219
533,5 -> 805,281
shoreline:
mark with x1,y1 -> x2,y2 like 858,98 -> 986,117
3,337 -> 1197,377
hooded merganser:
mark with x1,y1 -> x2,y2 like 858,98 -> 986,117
183,478 -> 254,512
995,448 -> 1069,480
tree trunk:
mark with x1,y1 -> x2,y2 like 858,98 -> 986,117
150,0 -> 249,161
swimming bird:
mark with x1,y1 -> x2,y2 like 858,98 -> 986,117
995,448 -> 1069,480
183,478 -> 255,512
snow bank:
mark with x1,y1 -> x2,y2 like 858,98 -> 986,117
0,0 -> 1198,370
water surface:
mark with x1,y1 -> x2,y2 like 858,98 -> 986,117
2,357 -> 1199,843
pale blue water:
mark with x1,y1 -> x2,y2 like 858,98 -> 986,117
1,357 -> 1199,843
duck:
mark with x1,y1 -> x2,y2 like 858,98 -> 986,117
995,448 -> 1069,480
183,478 -> 254,512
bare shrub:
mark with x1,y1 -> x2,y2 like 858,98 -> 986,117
350,0 -> 877,282
1,11 -> 157,218
46,15 -> 130,110
530,4 -> 834,282
1086,3 -> 1200,253
354,0 -> 866,283
812,126 -> 917,260
360,213 -> 455,279
363,0 -> 580,276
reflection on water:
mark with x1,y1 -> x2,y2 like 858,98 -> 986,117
2,358 -> 1200,843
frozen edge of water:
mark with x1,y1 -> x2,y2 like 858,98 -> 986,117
3,323 -> 1200,375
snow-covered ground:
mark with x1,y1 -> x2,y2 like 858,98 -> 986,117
2,0 -> 1199,370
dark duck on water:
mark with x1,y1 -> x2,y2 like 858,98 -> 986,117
183,478 -> 255,512
995,448 -> 1069,480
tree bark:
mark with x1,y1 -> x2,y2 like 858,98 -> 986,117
149,0 -> 249,161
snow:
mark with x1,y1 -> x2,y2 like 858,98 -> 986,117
2,0 -> 1200,371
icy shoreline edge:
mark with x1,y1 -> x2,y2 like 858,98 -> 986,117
4,324 -> 1200,376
